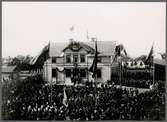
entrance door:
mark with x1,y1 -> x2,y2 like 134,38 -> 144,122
72,67 -> 80,84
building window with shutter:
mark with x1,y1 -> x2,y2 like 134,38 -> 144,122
97,69 -> 102,78
80,54 -> 85,63
52,69 -> 57,78
52,57 -> 57,63
66,55 -> 71,63
65,69 -> 71,77
80,69 -> 86,78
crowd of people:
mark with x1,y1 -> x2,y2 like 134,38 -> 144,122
1,75 -> 166,120
110,79 -> 165,90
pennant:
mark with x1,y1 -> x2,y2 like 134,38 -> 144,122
145,44 -> 154,66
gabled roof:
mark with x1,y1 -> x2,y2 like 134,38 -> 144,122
49,41 -> 116,57
49,42 -> 67,57
2,66 -> 18,73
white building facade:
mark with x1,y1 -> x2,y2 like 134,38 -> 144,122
43,41 -> 116,85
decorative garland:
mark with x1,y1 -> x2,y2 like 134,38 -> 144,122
56,67 -> 65,72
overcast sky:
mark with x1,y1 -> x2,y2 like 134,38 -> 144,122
2,2 -> 166,58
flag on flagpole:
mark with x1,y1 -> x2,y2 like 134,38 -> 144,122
30,42 -> 50,69
69,26 -> 74,31
89,38 -> 98,78
115,44 -> 127,57
62,87 -> 68,107
111,44 -> 127,66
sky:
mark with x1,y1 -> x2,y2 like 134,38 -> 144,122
2,2 -> 166,58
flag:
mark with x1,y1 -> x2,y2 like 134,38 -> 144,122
115,44 -> 127,57
69,26 -> 74,31
62,87 -> 68,107
145,44 -> 154,66
111,44 -> 127,66
89,39 -> 98,78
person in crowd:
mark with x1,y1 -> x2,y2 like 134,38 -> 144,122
1,75 -> 165,120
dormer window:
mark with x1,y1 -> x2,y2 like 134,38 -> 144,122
70,42 -> 81,51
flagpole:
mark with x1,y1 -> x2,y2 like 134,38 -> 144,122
86,30 -> 89,81
153,42 -> 155,85
93,37 -> 97,107
63,54 -> 65,85
87,55 -> 89,82
95,73 -> 97,108
95,39 -> 98,108
120,57 -> 122,86
110,56 -> 112,81
89,37 -> 98,108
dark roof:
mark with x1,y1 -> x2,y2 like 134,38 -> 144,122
2,66 -> 18,73
134,55 -> 147,62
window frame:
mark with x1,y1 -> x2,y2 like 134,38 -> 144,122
52,57 -> 57,63
66,54 -> 71,63
80,54 -> 85,63
73,54 -> 78,63
52,68 -> 57,78
97,69 -> 102,78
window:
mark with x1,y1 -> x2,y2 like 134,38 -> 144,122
140,62 -> 143,66
97,69 -> 102,78
52,57 -> 56,63
134,61 -> 137,65
52,69 -> 57,78
80,69 -> 86,78
98,57 -> 101,63
66,55 -> 71,63
73,54 -> 78,63
65,69 -> 71,77
80,54 -> 85,63
131,62 -> 134,66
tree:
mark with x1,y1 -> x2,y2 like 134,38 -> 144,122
7,55 -> 33,70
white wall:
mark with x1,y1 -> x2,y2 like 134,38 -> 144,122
43,49 -> 114,84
